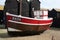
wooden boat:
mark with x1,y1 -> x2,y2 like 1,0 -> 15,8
6,10 -> 53,35
5,0 -> 53,36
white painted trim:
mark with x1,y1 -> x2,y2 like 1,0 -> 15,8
6,12 -> 20,17
8,27 -> 22,31
8,20 -> 52,25
6,12 -> 53,20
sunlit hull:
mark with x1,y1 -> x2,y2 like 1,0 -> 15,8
6,13 -> 53,32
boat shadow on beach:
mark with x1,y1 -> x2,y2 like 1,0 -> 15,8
0,30 -> 44,38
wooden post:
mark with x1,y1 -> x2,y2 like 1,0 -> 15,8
19,0 -> 22,15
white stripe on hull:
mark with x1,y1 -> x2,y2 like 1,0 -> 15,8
8,27 -> 22,31
8,20 -> 52,25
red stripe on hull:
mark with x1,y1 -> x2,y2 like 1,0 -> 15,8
21,18 -> 39,24
6,15 -> 53,24
7,15 -> 12,20
21,18 -> 52,24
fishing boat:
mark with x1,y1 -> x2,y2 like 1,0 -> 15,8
5,0 -> 53,36
6,10 -> 53,35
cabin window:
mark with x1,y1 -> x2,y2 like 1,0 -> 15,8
34,10 -> 48,19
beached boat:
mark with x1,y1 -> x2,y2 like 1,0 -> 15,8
6,10 -> 53,35
5,0 -> 53,36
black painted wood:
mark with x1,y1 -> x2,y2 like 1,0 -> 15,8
48,9 -> 60,28
4,0 -> 18,15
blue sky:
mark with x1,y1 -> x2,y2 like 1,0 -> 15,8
0,0 -> 60,9
0,0 -> 5,5
40,0 -> 60,9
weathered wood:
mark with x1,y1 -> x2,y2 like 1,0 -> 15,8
7,22 -> 50,31
4,0 -> 18,15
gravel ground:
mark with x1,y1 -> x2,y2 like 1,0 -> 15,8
0,29 -> 52,40
0,28 -> 60,40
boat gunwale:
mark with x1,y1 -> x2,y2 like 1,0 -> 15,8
6,12 -> 53,20
8,20 -> 53,25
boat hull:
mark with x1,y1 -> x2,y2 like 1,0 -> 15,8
7,22 -> 51,32
6,13 -> 53,32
